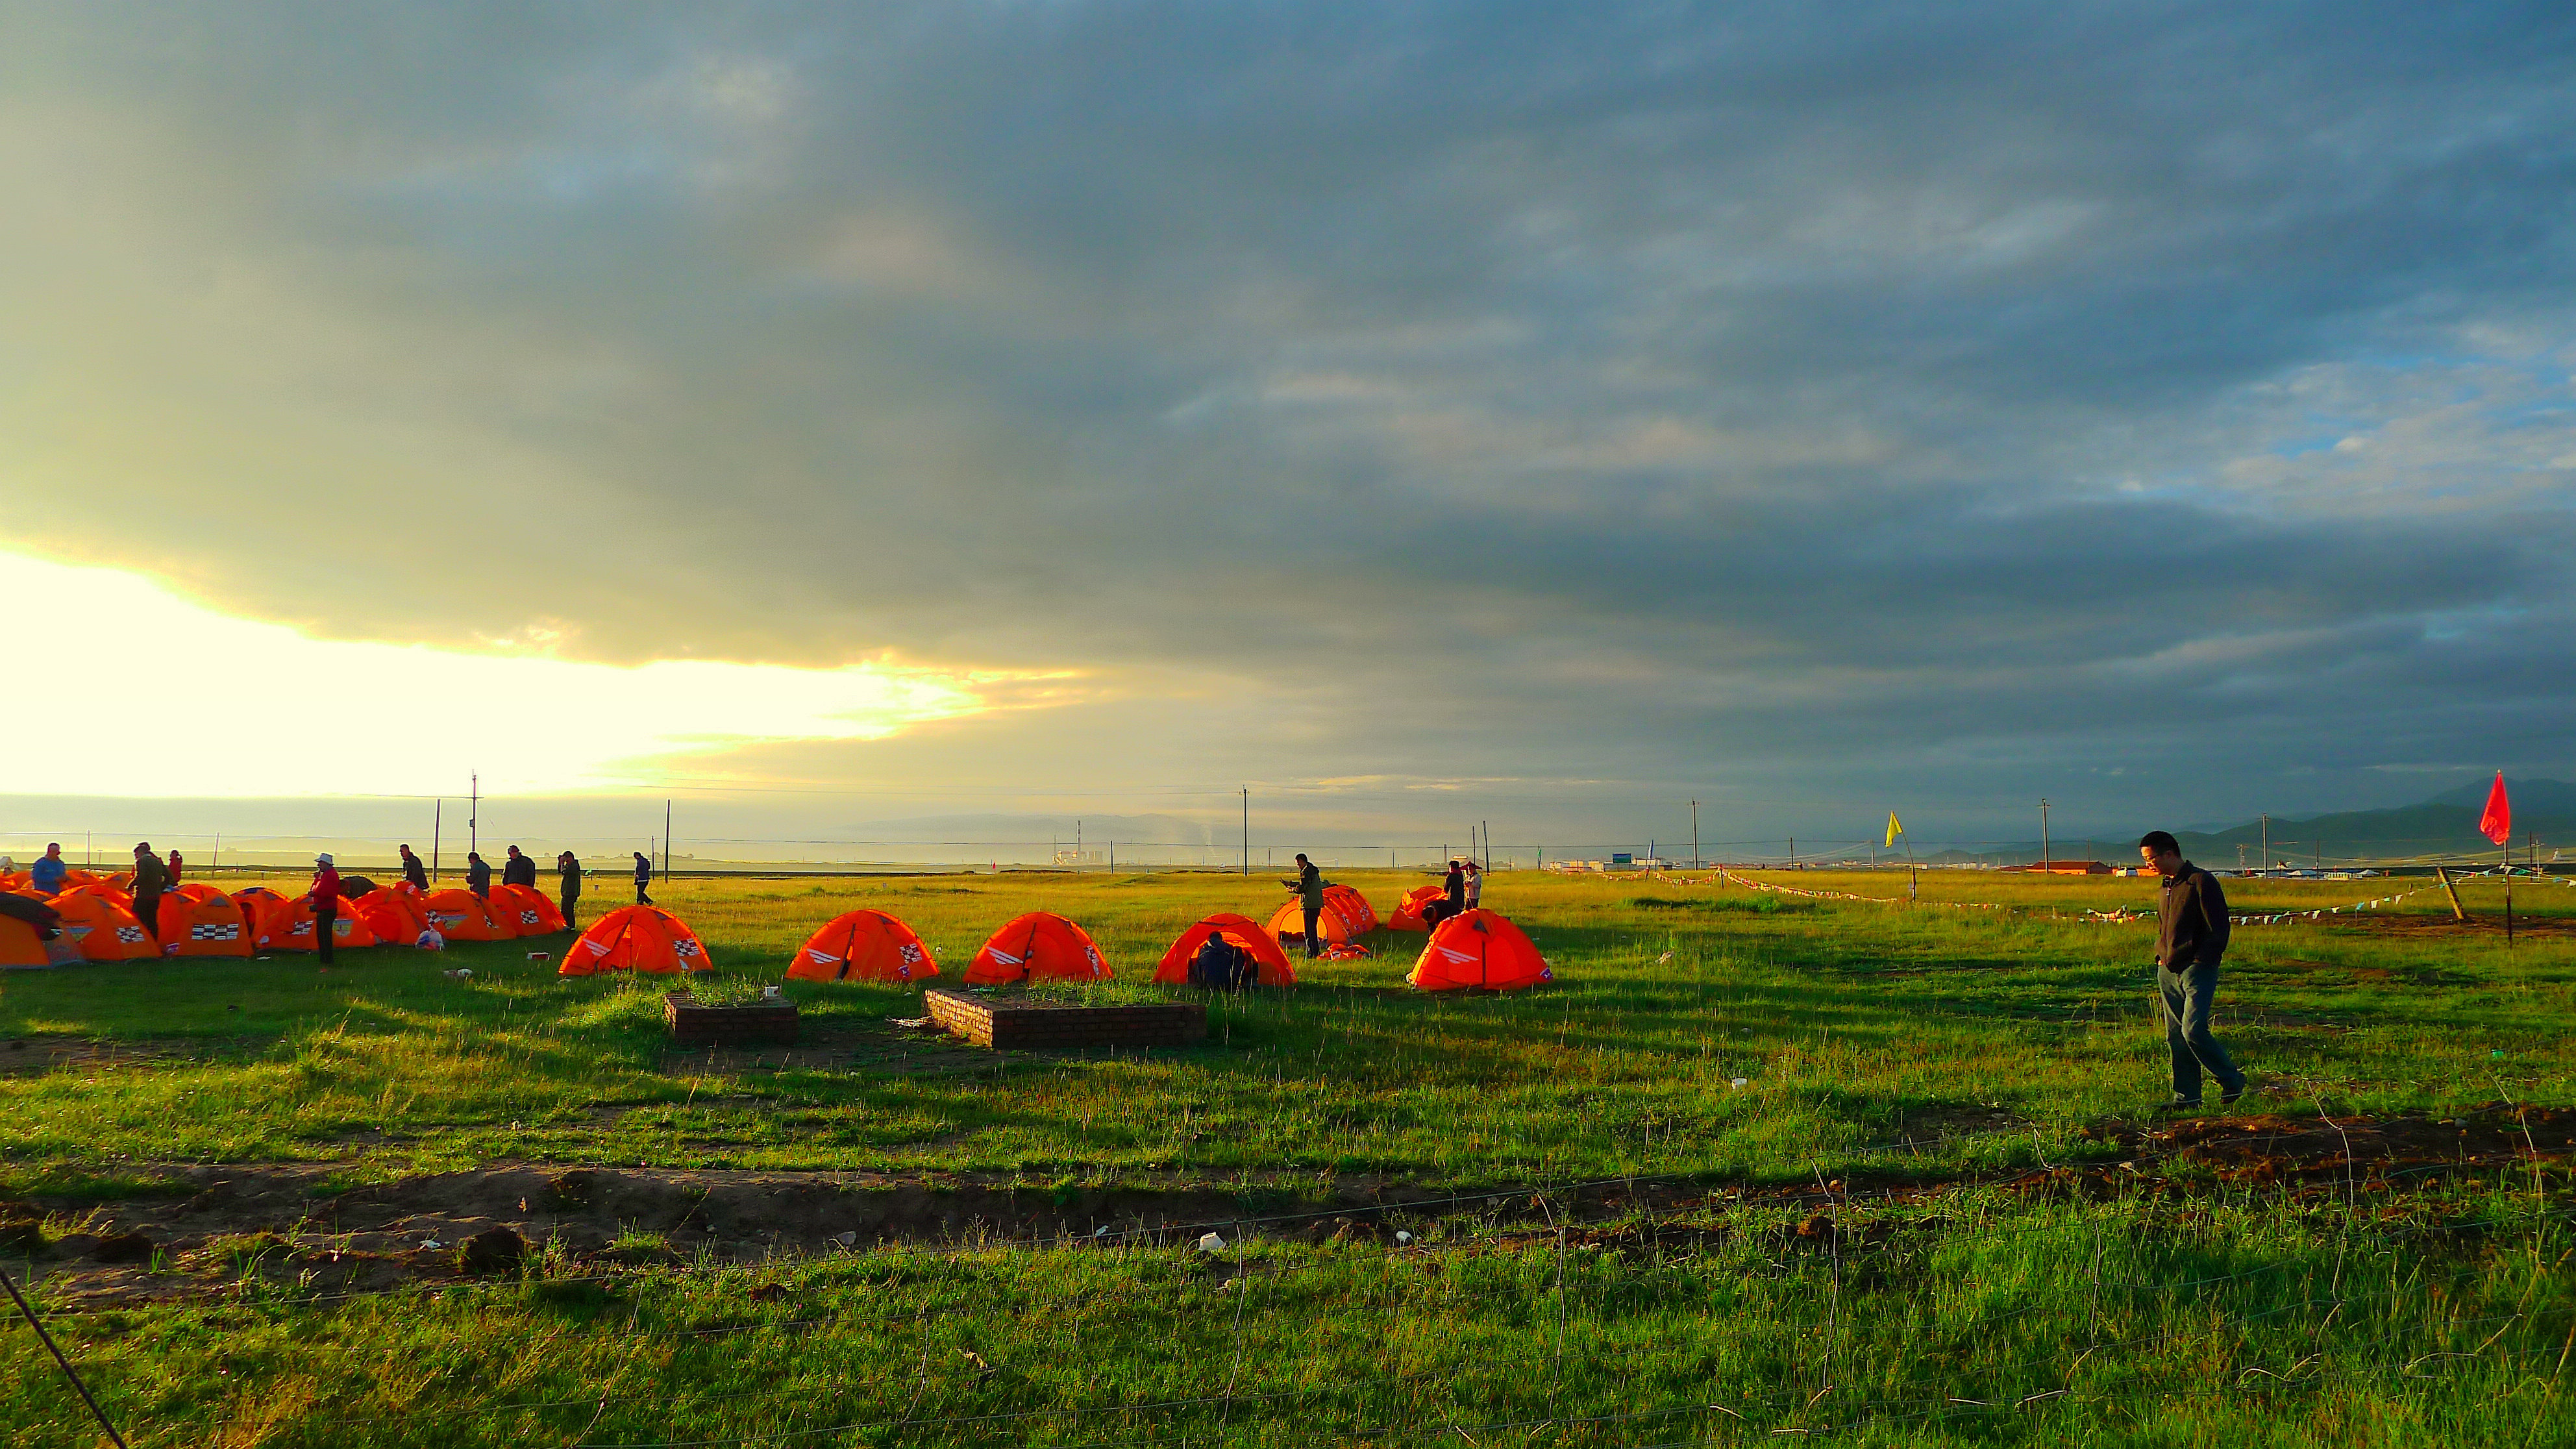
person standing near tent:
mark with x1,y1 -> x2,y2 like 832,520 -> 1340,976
1463,858 -> 1484,909
465,851 -> 492,898
129,841 -> 169,939
2139,831 -> 2247,1109
165,847 -> 184,886
310,853 -> 342,967
399,843 -> 428,891
557,851 -> 584,931
632,850 -> 654,905
29,843 -> 67,896
1422,859 -> 1467,934
1280,853 -> 1325,959
502,846 -> 536,889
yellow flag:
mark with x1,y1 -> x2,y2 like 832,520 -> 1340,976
1885,812 -> 1903,848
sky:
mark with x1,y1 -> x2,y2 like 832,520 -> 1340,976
4,1 -> 2574,858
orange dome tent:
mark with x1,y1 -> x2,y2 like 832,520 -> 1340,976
1153,913 -> 1296,987
1263,884 -> 1378,947
490,884 -> 567,935
964,912 -> 1109,985
0,917 -> 44,969
1408,909 -> 1552,992
560,906 -> 710,976
231,886 -> 290,940
47,889 -> 156,962
353,886 -> 432,945
155,892 -> 252,958
1387,885 -> 1444,932
789,910 -> 938,984
421,888 -> 510,941
257,893 -> 382,952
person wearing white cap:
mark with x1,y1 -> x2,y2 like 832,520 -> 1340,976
311,853 -> 343,966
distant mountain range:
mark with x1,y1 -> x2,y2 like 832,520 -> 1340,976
1920,778 -> 2575,867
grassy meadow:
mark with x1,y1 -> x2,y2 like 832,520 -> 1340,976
3,866 -> 2573,1444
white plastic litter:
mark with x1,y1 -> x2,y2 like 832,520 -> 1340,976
1730,1077 -> 1750,1089
443,967 -> 473,980
1094,1225 -> 1111,1237
1196,1232 -> 1227,1253
1394,1230 -> 1413,1244
526,952 -> 550,962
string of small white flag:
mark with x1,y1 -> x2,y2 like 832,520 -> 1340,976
1646,865 -> 2569,927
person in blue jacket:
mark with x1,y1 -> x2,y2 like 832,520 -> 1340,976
28,843 -> 68,896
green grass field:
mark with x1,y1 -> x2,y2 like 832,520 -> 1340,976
4,868 -> 2573,1444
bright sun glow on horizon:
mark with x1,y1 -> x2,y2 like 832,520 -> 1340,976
0,550 -> 1006,797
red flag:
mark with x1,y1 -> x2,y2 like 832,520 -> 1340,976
2479,771 -> 2512,847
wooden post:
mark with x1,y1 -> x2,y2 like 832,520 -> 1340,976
2436,866 -> 2467,922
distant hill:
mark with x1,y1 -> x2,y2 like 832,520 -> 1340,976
1920,778 -> 2576,868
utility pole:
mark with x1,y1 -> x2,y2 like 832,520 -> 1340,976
2039,799 -> 2050,873
1481,820 -> 1491,874
469,773 -> 479,867
1241,787 -> 1248,876
432,800 -> 441,882
665,799 -> 673,876
1076,819 -> 1083,871
1690,800 -> 1699,868
2260,813 -> 2270,871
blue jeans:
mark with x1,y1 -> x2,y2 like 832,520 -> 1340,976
2157,963 -> 2243,1102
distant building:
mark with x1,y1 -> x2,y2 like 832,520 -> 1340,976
2005,860 -> 2113,875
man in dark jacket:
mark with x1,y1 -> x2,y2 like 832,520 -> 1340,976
465,852 -> 492,898
1421,859 -> 1468,934
632,851 -> 654,905
399,844 -> 429,891
502,846 -> 537,889
557,852 -> 584,931
1281,853 -> 1325,958
129,841 -> 169,940
2141,831 -> 2246,1108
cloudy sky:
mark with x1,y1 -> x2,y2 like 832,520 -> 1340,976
5,1 -> 2573,853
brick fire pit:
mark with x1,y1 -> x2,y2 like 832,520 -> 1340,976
923,988 -> 1205,1050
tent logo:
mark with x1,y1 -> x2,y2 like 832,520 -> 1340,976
987,948 -> 1025,966
116,926 -> 145,944
674,939 -> 702,958
519,910 -> 540,926
190,923 -> 240,941
64,925 -> 93,942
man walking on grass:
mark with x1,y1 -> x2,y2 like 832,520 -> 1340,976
2139,830 -> 2246,1109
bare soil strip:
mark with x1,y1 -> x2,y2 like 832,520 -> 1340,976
5,1104 -> 2567,1309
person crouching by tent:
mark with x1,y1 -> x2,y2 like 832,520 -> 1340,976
632,851 -> 654,905
29,843 -> 67,897
130,841 -> 170,940
310,854 -> 342,966
399,843 -> 428,891
465,852 -> 492,898
557,851 -> 583,931
1280,853 -> 1325,959
502,845 -> 537,890
1189,931 -> 1257,989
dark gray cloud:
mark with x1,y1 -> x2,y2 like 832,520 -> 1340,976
5,0 -> 2575,837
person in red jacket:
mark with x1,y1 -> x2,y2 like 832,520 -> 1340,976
310,853 -> 343,966
166,848 -> 184,886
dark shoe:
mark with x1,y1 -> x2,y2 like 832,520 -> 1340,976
2164,1096 -> 2203,1113
2220,1082 -> 2247,1107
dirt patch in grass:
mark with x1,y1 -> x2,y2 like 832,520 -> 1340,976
0,1035 -> 275,1077
10,1101 -> 2569,1307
